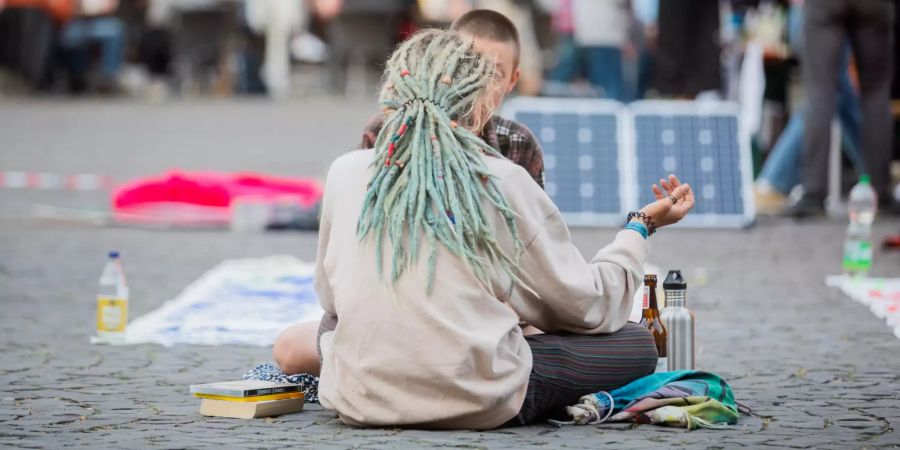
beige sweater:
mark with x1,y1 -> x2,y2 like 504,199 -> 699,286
315,149 -> 649,430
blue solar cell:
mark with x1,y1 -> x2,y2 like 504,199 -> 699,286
513,109 -> 621,215
507,99 -> 750,227
634,114 -> 743,216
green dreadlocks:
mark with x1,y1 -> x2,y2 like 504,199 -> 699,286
357,29 -> 528,295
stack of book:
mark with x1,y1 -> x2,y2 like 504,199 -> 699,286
190,380 -> 304,419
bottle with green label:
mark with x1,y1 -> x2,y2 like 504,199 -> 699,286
843,175 -> 877,277
93,251 -> 129,344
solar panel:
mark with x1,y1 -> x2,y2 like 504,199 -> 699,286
630,101 -> 754,228
503,98 -> 630,226
501,98 -> 754,228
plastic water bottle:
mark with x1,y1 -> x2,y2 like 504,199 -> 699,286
843,175 -> 878,277
93,251 -> 129,344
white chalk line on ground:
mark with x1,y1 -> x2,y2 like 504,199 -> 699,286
0,171 -> 115,190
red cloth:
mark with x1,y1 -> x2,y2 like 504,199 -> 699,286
112,171 -> 323,224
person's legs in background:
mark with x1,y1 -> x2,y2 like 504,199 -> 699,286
836,50 -> 866,174
793,0 -> 844,216
847,0 -> 894,204
547,33 -> 578,83
757,113 -> 806,205
758,46 -> 865,214
583,46 -> 623,100
245,0 -> 304,99
59,19 -> 91,92
59,16 -> 125,92
90,17 -> 125,84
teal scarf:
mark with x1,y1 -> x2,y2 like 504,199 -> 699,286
552,371 -> 739,430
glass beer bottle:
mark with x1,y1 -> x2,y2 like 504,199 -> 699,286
639,274 -> 667,372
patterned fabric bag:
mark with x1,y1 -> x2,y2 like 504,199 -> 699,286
551,370 -> 739,430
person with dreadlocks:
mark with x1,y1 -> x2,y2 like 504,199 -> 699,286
270,10 -> 542,381
275,29 -> 695,429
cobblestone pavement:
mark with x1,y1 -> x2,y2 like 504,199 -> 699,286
2,100 -> 900,449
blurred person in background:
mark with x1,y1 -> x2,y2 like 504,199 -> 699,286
577,0 -> 631,101
361,9 -> 545,188
0,0 -> 71,91
315,0 -> 413,95
628,0 -> 657,100
754,0 -> 865,215
655,0 -> 720,98
58,0 -> 125,93
416,0 -> 472,25
787,0 -> 895,216
243,0 -> 307,98
542,0 -> 586,97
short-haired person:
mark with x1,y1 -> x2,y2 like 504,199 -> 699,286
274,29 -> 695,428
361,9 -> 545,188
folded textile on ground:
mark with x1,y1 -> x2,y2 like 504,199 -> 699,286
125,255 -> 323,346
552,370 -> 738,429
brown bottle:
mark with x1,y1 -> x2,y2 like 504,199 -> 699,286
638,274 -> 668,372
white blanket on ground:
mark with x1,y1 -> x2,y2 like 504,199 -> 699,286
123,256 -> 662,346
125,255 -> 324,347
827,275 -> 900,340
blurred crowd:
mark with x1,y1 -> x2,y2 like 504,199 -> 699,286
0,0 -> 886,101
1,0 -> 898,212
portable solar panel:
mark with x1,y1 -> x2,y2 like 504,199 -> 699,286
502,98 -> 631,226
629,100 -> 755,228
502,98 -> 755,228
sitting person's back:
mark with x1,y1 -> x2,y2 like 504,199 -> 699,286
313,28 -> 696,430
318,149 -> 540,428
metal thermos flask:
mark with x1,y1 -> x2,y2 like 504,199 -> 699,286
662,270 -> 694,371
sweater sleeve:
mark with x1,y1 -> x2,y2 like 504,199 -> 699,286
505,211 -> 649,335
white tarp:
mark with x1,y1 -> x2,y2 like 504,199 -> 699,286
827,275 -> 900,340
124,256 -> 667,346
126,255 -> 323,347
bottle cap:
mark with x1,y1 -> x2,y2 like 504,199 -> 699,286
663,270 -> 686,290
860,174 -> 871,185
108,250 -> 120,259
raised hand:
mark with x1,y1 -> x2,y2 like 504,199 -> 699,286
637,174 -> 695,229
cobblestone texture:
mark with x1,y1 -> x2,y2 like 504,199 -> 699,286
2,100 -> 900,448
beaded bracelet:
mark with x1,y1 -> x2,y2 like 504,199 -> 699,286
625,211 -> 657,236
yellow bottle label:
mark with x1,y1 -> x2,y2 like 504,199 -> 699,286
97,296 -> 128,333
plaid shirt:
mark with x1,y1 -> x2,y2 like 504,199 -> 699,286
360,114 -> 545,188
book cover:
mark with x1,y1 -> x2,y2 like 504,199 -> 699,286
194,391 -> 304,402
199,398 -> 304,419
189,380 -> 301,398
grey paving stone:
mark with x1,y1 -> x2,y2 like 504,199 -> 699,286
2,100 -> 900,448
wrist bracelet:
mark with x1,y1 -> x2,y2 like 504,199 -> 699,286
625,221 -> 649,239
625,211 -> 657,236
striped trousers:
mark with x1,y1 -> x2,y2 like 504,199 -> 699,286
510,322 -> 659,425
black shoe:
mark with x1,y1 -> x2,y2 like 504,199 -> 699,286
782,193 -> 826,219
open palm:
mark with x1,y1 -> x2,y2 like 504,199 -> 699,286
640,174 -> 695,228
